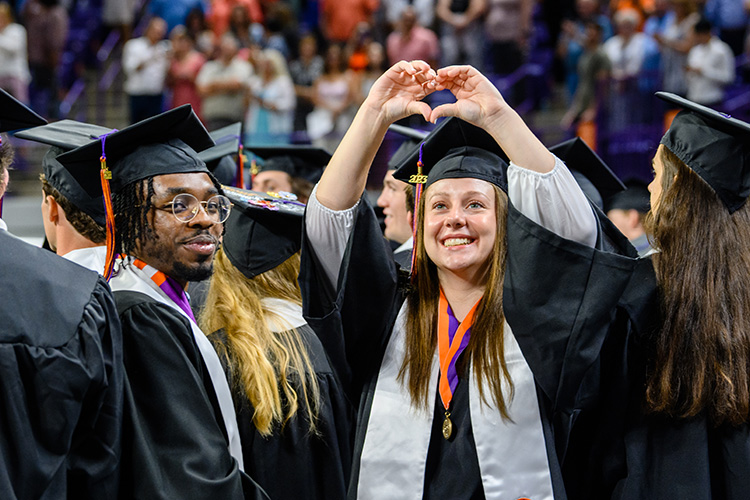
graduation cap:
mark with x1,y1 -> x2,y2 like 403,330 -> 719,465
15,120 -> 115,225
391,117 -> 509,192
549,137 -> 625,209
221,185 -> 304,278
53,104 -> 214,280
657,91 -> 750,213
246,145 -> 332,184
199,122 -> 242,186
0,88 -> 46,133
387,123 -> 428,170
605,179 -> 651,214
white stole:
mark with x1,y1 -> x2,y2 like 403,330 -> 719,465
357,303 -> 554,499
110,262 -> 245,470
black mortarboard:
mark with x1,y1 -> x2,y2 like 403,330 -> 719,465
199,122 -> 241,170
221,185 -> 304,278
387,123 -> 428,170
657,91 -> 750,213
391,117 -> 508,191
16,120 -> 114,225
0,88 -> 46,133
56,104 -> 214,197
246,145 -> 332,183
549,137 -> 625,209
605,179 -> 651,214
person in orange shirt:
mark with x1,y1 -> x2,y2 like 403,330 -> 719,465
320,0 -> 379,43
209,0 -> 263,37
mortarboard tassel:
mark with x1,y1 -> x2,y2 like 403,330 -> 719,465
98,131 -> 118,281
250,153 -> 258,189
237,143 -> 246,189
409,143 -> 427,282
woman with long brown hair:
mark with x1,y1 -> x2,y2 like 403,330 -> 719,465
300,60 -> 599,499
503,92 -> 750,499
200,189 -> 351,499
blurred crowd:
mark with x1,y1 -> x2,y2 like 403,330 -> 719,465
0,0 -> 748,151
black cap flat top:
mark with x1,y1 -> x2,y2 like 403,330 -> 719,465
0,88 -> 46,133
246,145 -> 331,181
657,91 -> 750,213
199,122 -> 242,169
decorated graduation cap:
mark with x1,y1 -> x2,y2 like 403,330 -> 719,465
605,179 -> 650,214
245,145 -> 332,184
221,185 -> 304,278
16,120 -> 115,225
54,104 -> 215,279
657,91 -> 750,213
199,122 -> 243,186
387,123 -> 428,170
549,137 -> 625,209
0,89 -> 46,219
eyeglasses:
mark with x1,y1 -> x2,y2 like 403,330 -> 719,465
157,193 -> 232,223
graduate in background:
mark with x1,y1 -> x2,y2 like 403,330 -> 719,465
17,120 -> 115,273
604,178 -> 654,257
55,105 -> 269,500
502,92 -> 750,498
247,144 -> 331,203
300,60 -> 600,499
200,187 -> 352,500
0,91 -> 124,498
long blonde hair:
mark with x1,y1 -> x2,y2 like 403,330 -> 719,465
200,249 -> 321,435
399,184 -> 514,418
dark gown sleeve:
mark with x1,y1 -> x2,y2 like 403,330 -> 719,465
115,293 -> 250,500
0,253 -> 123,499
299,195 -> 404,402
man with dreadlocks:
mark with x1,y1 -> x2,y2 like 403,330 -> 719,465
0,93 -> 125,497
55,105 -> 268,500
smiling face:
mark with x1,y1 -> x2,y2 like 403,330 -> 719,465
422,178 -> 497,283
134,172 -> 224,286
377,169 -> 412,244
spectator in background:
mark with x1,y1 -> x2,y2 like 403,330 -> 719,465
704,0 -> 749,55
686,16 -> 735,105
122,17 -> 169,123
561,21 -> 610,129
602,8 -> 652,81
228,4 -> 254,48
245,49 -> 296,145
148,0 -> 207,33
102,0 -> 135,41
22,0 -> 68,119
0,2 -> 30,102
307,44 -> 356,152
262,3 -> 294,60
209,0 -> 263,38
386,6 -> 440,67
557,0 -> 613,99
484,0 -> 534,76
381,0 -> 436,31
651,0 -> 700,96
167,25 -> 206,119
197,34 -> 254,130
436,0 -> 487,70
186,7 -> 216,56
290,34 -> 324,133
320,0 -> 379,44
355,41 -> 388,103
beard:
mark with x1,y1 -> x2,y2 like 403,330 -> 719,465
171,258 -> 214,282
139,229 -> 219,283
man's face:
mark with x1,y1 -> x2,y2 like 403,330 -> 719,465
135,172 -> 224,286
377,169 -> 413,244
252,170 -> 293,194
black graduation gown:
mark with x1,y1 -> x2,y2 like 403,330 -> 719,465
503,203 -> 750,499
299,196 -> 567,500
0,230 -> 123,499
209,323 -> 353,500
114,290 -> 267,500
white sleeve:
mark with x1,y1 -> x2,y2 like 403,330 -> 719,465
305,184 -> 361,289
507,155 -> 598,248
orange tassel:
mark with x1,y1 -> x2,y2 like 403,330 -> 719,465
237,144 -> 245,189
100,155 -> 116,281
410,150 -> 427,283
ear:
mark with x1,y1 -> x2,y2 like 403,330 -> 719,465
45,195 -> 60,224
407,210 -> 414,230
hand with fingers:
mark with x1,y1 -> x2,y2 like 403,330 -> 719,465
430,65 -> 509,129
364,60 -> 437,125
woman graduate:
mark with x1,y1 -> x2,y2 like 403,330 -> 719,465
200,187 -> 352,500
299,60 -> 600,499
501,92 -> 750,499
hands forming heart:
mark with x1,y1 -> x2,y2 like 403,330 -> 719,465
366,60 -> 510,130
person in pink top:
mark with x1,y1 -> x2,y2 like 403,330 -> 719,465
167,26 -> 207,120
386,7 -> 440,68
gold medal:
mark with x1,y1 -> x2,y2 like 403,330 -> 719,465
442,411 -> 453,440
